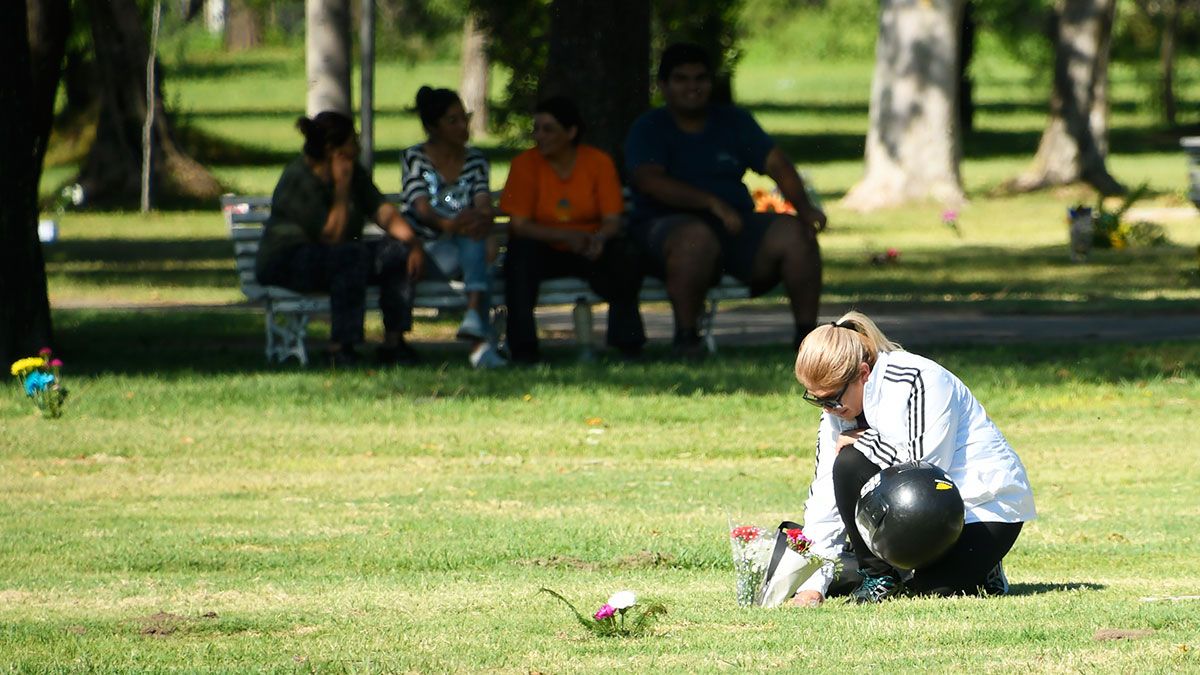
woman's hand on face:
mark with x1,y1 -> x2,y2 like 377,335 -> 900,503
330,151 -> 355,198
790,590 -> 824,607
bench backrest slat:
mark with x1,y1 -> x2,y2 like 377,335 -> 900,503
224,193 -> 749,309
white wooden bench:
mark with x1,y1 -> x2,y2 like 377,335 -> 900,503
1183,137 -> 1200,209
223,193 -> 750,365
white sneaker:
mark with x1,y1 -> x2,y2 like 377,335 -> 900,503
456,309 -> 489,341
469,343 -> 508,369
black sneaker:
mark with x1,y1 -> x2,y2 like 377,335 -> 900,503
614,344 -> 646,363
376,339 -> 420,366
849,570 -> 903,604
327,347 -> 362,368
670,334 -> 707,362
982,561 -> 1009,596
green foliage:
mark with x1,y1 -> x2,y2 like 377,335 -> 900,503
971,0 -> 1054,75
741,0 -> 878,62
469,0 -> 744,138
468,0 -> 551,137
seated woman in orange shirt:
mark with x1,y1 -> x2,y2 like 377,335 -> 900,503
499,96 -> 646,364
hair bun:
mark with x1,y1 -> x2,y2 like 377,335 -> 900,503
415,86 -> 434,107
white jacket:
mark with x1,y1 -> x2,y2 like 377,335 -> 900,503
798,349 -> 1036,596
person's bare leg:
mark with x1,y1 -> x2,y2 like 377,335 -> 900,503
662,219 -> 721,341
748,215 -> 822,347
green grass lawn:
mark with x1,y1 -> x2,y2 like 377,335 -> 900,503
2,326 -> 1198,671
12,30 -> 1200,673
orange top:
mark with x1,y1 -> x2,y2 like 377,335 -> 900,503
499,144 -> 623,236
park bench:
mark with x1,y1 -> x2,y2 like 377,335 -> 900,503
1183,137 -> 1200,209
223,193 -> 750,365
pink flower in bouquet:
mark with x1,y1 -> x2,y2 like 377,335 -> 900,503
49,359 -> 63,368
593,604 -> 615,620
785,528 -> 811,554
39,347 -> 52,357
730,525 -> 762,543
941,210 -> 958,224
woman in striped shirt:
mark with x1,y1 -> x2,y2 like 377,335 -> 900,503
401,86 -> 506,369
791,311 -> 1036,605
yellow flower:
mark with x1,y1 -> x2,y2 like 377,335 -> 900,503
10,357 -> 46,376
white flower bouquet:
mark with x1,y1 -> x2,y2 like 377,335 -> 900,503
729,520 -> 837,608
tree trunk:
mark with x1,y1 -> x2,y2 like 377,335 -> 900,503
2,0 -> 64,364
842,0 -> 966,212
460,12 -> 489,138
1007,0 -> 1123,195
27,0 -> 70,184
306,0 -> 352,116
205,0 -> 227,33
76,0 -> 222,208
958,0 -> 976,135
225,0 -> 262,51
538,0 -> 651,170
1160,0 -> 1178,128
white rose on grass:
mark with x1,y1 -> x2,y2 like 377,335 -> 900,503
607,591 -> 637,610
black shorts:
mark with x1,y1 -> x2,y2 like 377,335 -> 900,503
633,211 -> 775,282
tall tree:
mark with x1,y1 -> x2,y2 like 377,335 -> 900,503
460,12 -> 489,138
306,0 -> 352,116
225,0 -> 262,51
842,0 -> 966,211
2,0 -> 67,364
1008,0 -> 1123,195
537,0 -> 651,165
77,0 -> 222,208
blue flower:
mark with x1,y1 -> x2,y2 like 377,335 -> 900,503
23,371 -> 55,395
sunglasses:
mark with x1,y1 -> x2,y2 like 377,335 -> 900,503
802,378 -> 852,411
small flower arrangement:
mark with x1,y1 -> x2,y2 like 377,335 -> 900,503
540,588 -> 666,638
869,247 -> 900,266
1086,184 -> 1170,250
730,521 -> 840,607
941,209 -> 962,238
729,524 -> 775,607
753,188 -> 796,215
10,348 -> 68,418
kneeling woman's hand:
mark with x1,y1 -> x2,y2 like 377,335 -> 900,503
791,590 -> 824,607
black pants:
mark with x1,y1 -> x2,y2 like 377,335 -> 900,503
259,238 -> 414,346
832,446 -> 1023,596
502,235 -> 646,361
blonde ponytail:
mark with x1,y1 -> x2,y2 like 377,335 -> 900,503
794,311 -> 901,390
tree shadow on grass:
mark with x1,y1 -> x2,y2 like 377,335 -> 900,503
1008,582 -> 1105,596
50,309 -> 1200,398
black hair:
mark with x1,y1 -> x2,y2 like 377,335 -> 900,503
534,95 -> 584,146
415,86 -> 462,131
657,42 -> 712,82
295,111 -> 356,160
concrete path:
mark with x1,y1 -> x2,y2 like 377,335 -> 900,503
533,303 -> 1200,348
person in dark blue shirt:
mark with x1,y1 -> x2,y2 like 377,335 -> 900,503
625,43 -> 826,358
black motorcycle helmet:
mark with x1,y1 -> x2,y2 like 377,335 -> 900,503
855,461 -> 964,570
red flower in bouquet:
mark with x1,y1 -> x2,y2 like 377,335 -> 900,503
730,525 -> 763,544
785,528 -> 811,554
